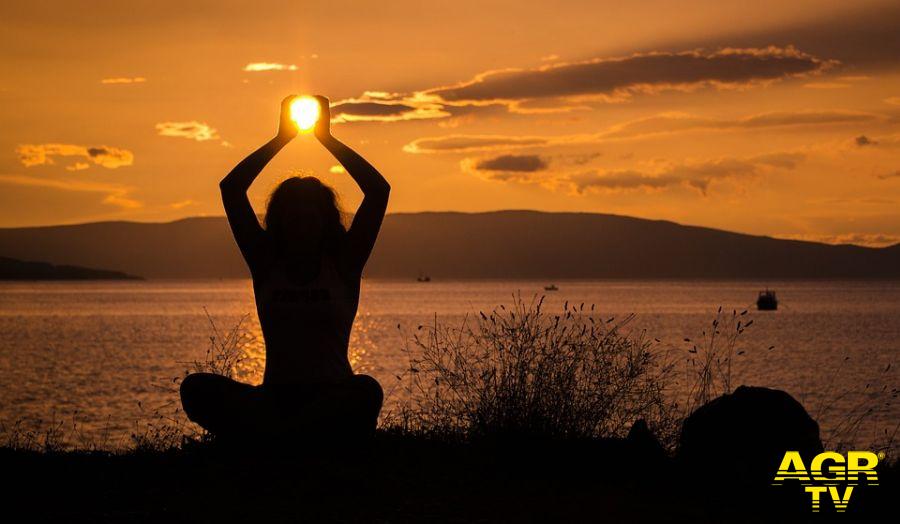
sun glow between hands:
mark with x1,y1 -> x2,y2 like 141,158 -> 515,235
290,96 -> 320,131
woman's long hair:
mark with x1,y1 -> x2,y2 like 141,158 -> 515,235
264,176 -> 346,255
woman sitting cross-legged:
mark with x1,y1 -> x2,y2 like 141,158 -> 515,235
180,95 -> 388,443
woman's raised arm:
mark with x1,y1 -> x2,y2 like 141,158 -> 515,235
220,96 -> 298,273
314,96 -> 390,275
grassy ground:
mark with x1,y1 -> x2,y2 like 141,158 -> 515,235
2,431 -> 895,523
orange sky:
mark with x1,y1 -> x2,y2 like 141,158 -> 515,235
1,0 -> 899,246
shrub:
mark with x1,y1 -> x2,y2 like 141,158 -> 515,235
383,294 -> 680,445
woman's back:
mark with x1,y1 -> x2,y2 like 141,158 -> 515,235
254,254 -> 358,385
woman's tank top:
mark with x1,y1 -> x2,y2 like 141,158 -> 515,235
253,255 -> 357,385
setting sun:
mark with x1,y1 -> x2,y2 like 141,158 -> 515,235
289,96 -> 320,131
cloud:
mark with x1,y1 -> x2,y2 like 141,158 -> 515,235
469,154 -> 549,173
155,121 -> 220,142
775,233 -> 900,248
803,82 -> 851,89
0,174 -> 141,209
877,171 -> 900,180
570,158 -> 758,196
404,135 -> 552,154
100,77 -> 146,84
471,153 -> 804,196
334,101 -> 416,117
330,93 -> 450,123
169,199 -> 197,210
885,97 -> 900,106
405,110 -> 879,154
243,62 -> 298,72
848,132 -> 900,152
600,110 -> 879,140
65,162 -> 90,171
730,111 -> 876,128
748,151 -> 805,170
569,169 -> 686,192
656,3 -> 900,70
576,153 -> 804,195
819,196 -> 897,206
803,75 -> 869,90
16,143 -> 134,169
428,47 -> 831,106
338,46 -> 832,124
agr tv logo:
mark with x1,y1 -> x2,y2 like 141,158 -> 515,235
772,451 -> 882,512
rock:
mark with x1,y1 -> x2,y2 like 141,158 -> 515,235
677,385 -> 823,485
627,419 -> 667,460
623,418 -> 671,480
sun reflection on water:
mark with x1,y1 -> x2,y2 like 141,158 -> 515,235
228,311 -> 378,385
234,316 -> 265,385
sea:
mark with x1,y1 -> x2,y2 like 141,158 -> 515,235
1,279 -> 897,450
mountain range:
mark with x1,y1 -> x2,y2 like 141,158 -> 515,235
0,211 -> 897,280
0,256 -> 141,280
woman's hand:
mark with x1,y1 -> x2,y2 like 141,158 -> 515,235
313,95 -> 332,142
276,95 -> 299,141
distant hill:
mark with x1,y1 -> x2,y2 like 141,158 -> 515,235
0,256 -> 142,280
0,211 -> 898,279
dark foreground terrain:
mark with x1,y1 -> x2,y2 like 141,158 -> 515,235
1,433 -> 894,523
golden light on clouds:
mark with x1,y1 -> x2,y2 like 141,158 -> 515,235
330,93 -> 450,123
462,152 -> 805,197
66,162 -> 90,171
776,232 -> 900,248
243,62 -> 298,72
336,46 -> 834,124
169,199 -> 197,210
100,77 -> 147,84
155,121 -> 220,142
289,96 -> 320,131
404,110 -> 884,153
16,144 -> 134,169
0,174 -> 140,210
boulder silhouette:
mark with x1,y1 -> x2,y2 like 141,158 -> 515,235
678,385 -> 823,485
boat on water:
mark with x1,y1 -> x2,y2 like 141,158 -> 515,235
416,273 -> 431,282
544,284 -> 559,291
757,289 -> 778,311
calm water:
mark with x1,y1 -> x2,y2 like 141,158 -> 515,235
1,280 -> 897,449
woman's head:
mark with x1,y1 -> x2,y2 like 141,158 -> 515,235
265,176 -> 345,257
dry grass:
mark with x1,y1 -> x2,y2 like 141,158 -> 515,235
131,309 -> 253,451
381,296 -> 896,458
188,308 -> 252,378
382,294 -> 682,447
812,358 -> 899,455
679,306 -> 753,415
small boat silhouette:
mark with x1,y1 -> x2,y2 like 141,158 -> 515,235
416,272 -> 431,282
757,289 -> 778,311
544,284 -> 559,291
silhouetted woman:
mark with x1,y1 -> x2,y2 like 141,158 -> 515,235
180,95 -> 388,442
